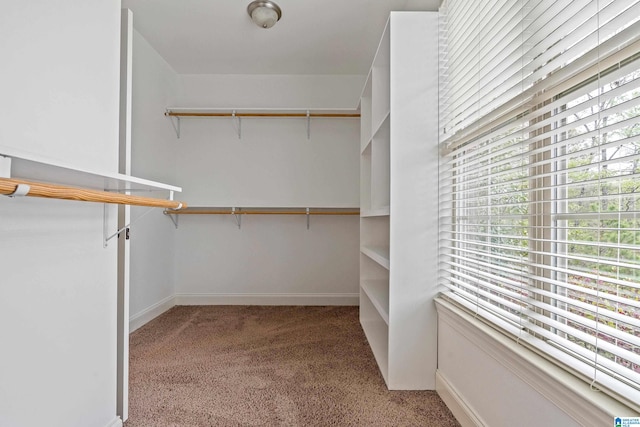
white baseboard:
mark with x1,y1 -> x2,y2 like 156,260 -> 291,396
174,293 -> 359,306
129,293 -> 358,331
436,370 -> 485,427
103,417 -> 123,427
129,294 -> 176,332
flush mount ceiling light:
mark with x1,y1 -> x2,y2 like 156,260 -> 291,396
247,0 -> 282,29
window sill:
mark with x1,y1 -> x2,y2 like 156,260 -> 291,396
435,297 -> 638,425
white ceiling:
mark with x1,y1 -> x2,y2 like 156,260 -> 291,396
121,0 -> 441,75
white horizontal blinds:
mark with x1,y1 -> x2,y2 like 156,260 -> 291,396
555,54 -> 640,394
439,0 -> 640,407
442,0 -> 640,151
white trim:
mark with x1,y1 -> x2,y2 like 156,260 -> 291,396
103,417 -> 123,427
129,294 -> 176,332
435,370 -> 485,427
175,293 -> 359,306
435,297 -> 634,426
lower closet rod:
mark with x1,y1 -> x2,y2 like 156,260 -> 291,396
165,210 -> 359,215
0,178 -> 186,210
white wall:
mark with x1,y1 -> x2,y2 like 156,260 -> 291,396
0,2 -> 119,171
175,73 -> 362,208
175,117 -> 359,207
175,214 -> 360,304
173,74 -> 363,304
128,29 -> 179,329
0,2 -> 122,427
175,74 -> 365,109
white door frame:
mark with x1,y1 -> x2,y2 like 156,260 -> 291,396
117,8 -> 133,422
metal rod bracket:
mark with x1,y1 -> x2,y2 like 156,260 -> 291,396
166,110 -> 181,139
232,111 -> 241,139
164,210 -> 179,228
5,183 -> 30,197
103,204 -> 109,248
232,207 -> 242,229
306,110 -> 311,140
306,207 -> 310,230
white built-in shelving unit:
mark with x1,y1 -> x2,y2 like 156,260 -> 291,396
359,12 -> 439,390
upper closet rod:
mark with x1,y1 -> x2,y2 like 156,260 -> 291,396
0,178 -> 186,210
164,109 -> 360,139
164,112 -> 360,118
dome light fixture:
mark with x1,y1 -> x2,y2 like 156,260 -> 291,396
247,1 -> 282,29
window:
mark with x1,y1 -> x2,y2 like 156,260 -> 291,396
439,0 -> 640,408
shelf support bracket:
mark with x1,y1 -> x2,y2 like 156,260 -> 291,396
306,110 -> 311,140
0,155 -> 11,178
306,207 -> 310,230
104,206 -> 154,247
105,223 -> 131,246
162,190 -> 179,227
232,111 -> 241,139
231,207 -> 242,229
167,111 -> 181,139
103,204 -> 110,248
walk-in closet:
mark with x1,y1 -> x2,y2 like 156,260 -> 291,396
5,1 -> 639,426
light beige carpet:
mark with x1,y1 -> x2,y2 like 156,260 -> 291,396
125,305 -> 460,427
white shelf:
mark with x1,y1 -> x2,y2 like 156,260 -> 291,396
361,280 -> 390,324
166,206 -> 360,215
360,245 -> 390,270
164,107 -> 361,139
360,289 -> 389,383
181,205 -> 360,210
165,107 -> 360,115
0,145 -> 181,193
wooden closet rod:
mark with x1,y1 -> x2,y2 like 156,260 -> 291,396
165,209 -> 359,215
164,112 -> 360,118
0,178 -> 186,210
